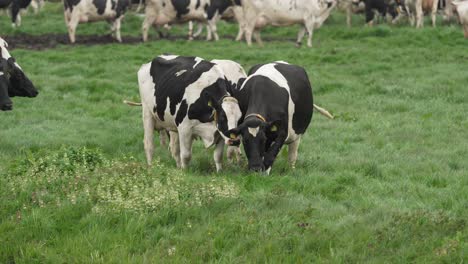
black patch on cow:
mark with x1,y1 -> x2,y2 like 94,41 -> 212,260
0,0 -> 13,9
171,0 -> 190,18
364,0 -> 398,22
115,0 -> 129,18
92,0 -> 107,15
273,63 -> 313,134
188,78 -> 229,123
175,99 -> 188,125
195,0 -> 200,9
150,56 -> 214,122
205,0 -> 233,20
9,0 -> 32,23
63,0 -> 81,11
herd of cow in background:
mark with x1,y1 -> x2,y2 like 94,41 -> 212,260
0,0 -> 467,173
1,0 -> 468,43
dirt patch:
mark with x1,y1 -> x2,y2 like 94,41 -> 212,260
3,33 -> 296,50
3,33 -> 143,50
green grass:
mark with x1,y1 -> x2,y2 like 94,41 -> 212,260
1,3 -> 468,263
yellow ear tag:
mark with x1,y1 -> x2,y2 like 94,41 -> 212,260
230,133 -> 237,139
270,125 -> 278,132
208,100 -> 212,107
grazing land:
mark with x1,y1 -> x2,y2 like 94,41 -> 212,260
1,3 -> 467,262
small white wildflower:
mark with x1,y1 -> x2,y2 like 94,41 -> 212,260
168,246 -> 176,256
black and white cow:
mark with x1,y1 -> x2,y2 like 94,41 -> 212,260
236,0 -> 337,47
137,55 -> 242,171
226,62 -> 314,173
360,0 -> 400,25
142,0 -> 239,42
0,0 -> 33,27
0,38 -> 38,111
63,0 -> 130,43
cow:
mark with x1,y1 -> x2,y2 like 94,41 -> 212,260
360,0 -> 401,26
227,62 -> 317,174
0,0 -> 33,27
136,55 -> 242,171
0,37 -> 38,111
403,0 -> 439,27
63,0 -> 130,43
142,0 -> 239,42
452,0 -> 468,38
236,0 -> 337,48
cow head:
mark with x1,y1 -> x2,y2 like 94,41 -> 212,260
0,63 -> 13,111
227,115 -> 282,172
0,38 -> 39,101
202,89 -> 242,146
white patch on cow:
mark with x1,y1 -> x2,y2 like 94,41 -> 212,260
0,72 -> 3,76
211,59 -> 247,86
193,57 -> 203,68
160,55 -> 179,61
175,69 -> 187,76
0,38 -> 8,48
248,127 -> 259,137
275,60 -> 290,64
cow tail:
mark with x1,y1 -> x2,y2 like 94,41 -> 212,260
313,104 -> 334,119
123,100 -> 142,106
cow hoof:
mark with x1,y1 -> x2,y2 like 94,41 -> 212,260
295,42 -> 302,48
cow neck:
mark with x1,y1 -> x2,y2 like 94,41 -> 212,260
244,113 -> 267,123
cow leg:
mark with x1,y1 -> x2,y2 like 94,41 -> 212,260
188,21 -> 194,40
288,138 -> 301,169
416,3 -> 423,28
159,130 -> 168,148
193,22 -> 204,38
142,107 -> 155,166
178,128 -> 193,169
213,140 -> 224,172
169,131 -> 181,168
305,19 -> 315,48
67,13 -> 79,43
142,8 -> 157,42
235,24 -> 244,41
296,27 -> 306,47
207,19 -> 219,41
113,17 -> 122,42
11,2 -> 21,27
253,30 -> 263,46
346,3 -> 352,27
431,0 -> 438,27
227,146 -> 242,164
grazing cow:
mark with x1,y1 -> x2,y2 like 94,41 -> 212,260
453,0 -> 468,38
63,0 -> 130,43
0,0 -> 33,27
142,0 -> 239,42
403,0 -> 439,27
361,0 -> 400,25
137,55 -> 242,171
226,62 -> 314,174
236,0 -> 337,48
0,38 -> 38,111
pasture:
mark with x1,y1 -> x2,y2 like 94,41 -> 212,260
1,3 -> 468,262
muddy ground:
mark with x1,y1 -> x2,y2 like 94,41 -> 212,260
3,33 -> 295,50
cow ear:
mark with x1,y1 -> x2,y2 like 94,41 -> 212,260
265,120 -> 282,137
227,127 -> 241,138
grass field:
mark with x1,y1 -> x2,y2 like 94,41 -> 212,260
1,3 -> 468,263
